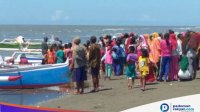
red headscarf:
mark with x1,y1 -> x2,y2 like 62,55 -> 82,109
169,34 -> 177,50
195,32 -> 200,44
188,32 -> 199,50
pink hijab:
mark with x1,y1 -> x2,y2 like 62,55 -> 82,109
169,34 -> 177,50
139,35 -> 148,49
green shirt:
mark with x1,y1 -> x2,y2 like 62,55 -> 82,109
56,50 -> 65,63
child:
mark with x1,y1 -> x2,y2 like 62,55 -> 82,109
20,54 -> 28,64
64,43 -> 72,65
56,45 -> 65,63
138,49 -> 149,91
46,45 -> 56,64
126,46 -> 138,89
101,45 -> 113,80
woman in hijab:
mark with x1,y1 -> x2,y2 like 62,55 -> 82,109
168,33 -> 179,81
159,33 -> 172,81
148,32 -> 161,79
144,34 -> 156,82
196,32 -> 200,70
112,38 -> 125,76
186,31 -> 199,79
136,35 -> 148,57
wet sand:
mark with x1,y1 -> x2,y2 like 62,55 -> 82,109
40,72 -> 200,112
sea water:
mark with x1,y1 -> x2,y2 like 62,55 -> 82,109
0,25 -> 200,44
1,25 -> 199,57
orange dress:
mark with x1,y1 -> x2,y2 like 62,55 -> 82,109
47,50 -> 56,64
148,38 -> 161,64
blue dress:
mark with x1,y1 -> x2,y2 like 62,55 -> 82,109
112,45 -> 125,76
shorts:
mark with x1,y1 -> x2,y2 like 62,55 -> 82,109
73,66 -> 87,82
91,66 -> 100,76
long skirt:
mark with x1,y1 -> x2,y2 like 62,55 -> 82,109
113,58 -> 123,76
169,55 -> 179,81
146,63 -> 156,82
113,63 -> 121,76
101,50 -> 105,73
187,48 -> 197,79
126,64 -> 136,78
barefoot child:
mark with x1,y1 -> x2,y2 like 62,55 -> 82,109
126,46 -> 138,89
138,49 -> 149,91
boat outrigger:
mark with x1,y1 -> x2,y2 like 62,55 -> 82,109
0,38 -> 43,50
0,36 -> 54,51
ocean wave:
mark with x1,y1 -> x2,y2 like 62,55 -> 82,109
102,28 -> 125,31
195,26 -> 200,29
177,27 -> 191,30
114,33 -> 122,37
73,29 -> 81,33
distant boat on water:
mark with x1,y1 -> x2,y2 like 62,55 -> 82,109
0,36 -> 53,51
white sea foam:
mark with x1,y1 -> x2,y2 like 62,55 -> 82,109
102,28 -> 125,31
73,29 -> 81,32
178,27 -> 191,30
114,33 -> 122,37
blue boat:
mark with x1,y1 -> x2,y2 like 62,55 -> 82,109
0,62 -> 70,89
0,102 -> 87,112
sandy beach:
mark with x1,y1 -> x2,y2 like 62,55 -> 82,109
40,71 -> 200,112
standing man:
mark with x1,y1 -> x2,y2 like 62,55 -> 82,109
41,37 -> 48,55
71,37 -> 87,94
89,36 -> 101,92
41,37 -> 48,64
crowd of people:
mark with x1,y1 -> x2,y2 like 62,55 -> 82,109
41,29 -> 200,94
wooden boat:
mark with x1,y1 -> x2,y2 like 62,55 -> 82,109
0,61 -> 70,89
0,102 -> 87,112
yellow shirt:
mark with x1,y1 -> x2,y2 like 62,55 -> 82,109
138,56 -> 149,73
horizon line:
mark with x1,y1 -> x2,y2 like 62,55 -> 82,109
0,24 -> 198,27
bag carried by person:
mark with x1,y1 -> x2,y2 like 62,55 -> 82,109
178,69 -> 191,80
178,55 -> 191,80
